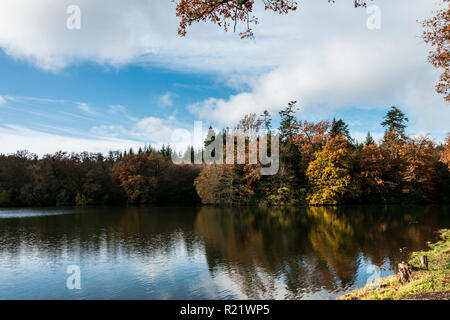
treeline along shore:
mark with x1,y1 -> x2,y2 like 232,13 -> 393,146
0,103 -> 449,207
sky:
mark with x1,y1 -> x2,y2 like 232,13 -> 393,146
0,0 -> 448,156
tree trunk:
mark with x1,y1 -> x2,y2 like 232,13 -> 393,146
420,255 -> 428,269
398,262 -> 412,283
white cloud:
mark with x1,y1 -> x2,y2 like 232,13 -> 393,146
89,116 -> 176,142
0,93 -> 192,154
185,1 -> 449,137
0,0 -> 284,73
77,102 -> 92,113
189,38 -> 447,126
0,96 -> 6,105
131,117 -> 178,147
159,92 -> 174,107
0,124 -> 143,156
0,115 -> 191,156
0,0 -> 387,74
90,116 -> 190,151
0,0 -> 447,139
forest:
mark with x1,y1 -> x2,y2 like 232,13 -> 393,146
0,104 -> 449,207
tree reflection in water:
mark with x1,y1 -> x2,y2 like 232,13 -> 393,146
0,205 -> 448,299
194,205 -> 448,299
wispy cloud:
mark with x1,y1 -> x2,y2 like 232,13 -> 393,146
108,104 -> 127,113
0,96 -> 6,105
107,104 -> 138,121
0,124 -> 143,156
89,115 -> 187,150
0,1 -> 447,148
90,125 -> 126,138
159,92 -> 175,107
77,102 -> 92,114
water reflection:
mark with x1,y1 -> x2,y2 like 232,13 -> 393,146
0,205 -> 448,299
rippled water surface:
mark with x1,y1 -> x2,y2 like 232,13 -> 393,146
0,205 -> 448,300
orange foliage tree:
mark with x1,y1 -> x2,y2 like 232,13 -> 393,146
398,137 -> 437,201
175,0 -> 370,39
290,120 -> 330,165
422,0 -> 450,101
112,152 -> 169,203
194,113 -> 264,205
357,144 -> 389,198
440,134 -> 450,170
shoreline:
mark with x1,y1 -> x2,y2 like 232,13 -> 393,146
338,229 -> 450,300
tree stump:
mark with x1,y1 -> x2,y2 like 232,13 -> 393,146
420,255 -> 428,269
398,262 -> 412,283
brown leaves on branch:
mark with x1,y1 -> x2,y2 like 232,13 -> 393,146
357,144 -> 389,196
440,134 -> 450,170
398,137 -> 437,201
174,0 -> 370,39
290,120 -> 330,164
422,0 -> 450,102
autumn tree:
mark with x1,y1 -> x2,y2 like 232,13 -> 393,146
265,102 -> 302,202
398,137 -> 437,202
440,134 -> 450,170
175,0 -> 371,38
0,151 -> 35,206
112,152 -> 170,203
357,144 -> 389,200
194,164 -> 238,204
436,134 -> 450,202
381,106 -> 409,159
291,120 -> 330,165
422,0 -> 450,101
112,151 -> 200,204
195,113 -> 265,205
306,136 -> 356,205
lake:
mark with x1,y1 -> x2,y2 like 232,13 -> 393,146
0,205 -> 448,300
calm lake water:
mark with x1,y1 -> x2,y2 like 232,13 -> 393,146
0,205 -> 448,300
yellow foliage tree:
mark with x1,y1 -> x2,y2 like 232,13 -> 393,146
194,164 -> 239,205
306,136 -> 355,205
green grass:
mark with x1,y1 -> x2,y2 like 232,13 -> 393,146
339,229 -> 450,300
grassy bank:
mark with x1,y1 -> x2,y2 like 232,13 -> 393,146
339,229 -> 450,300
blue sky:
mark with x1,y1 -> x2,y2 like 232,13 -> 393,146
0,50 -> 230,132
0,0 -> 448,155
